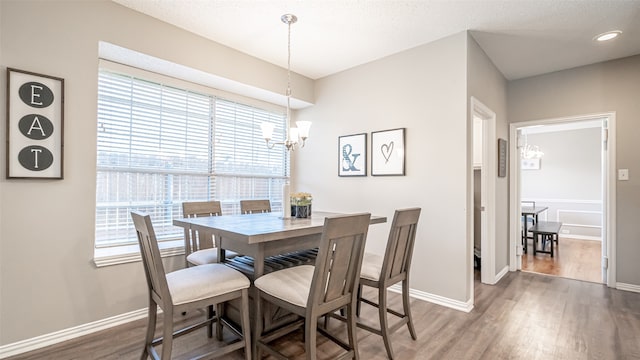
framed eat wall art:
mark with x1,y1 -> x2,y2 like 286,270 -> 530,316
371,128 -> 405,176
6,68 -> 64,179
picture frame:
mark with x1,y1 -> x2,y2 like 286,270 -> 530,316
371,128 -> 405,176
498,138 -> 507,177
338,133 -> 367,177
6,68 -> 64,179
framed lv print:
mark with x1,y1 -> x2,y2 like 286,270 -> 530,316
6,68 -> 64,179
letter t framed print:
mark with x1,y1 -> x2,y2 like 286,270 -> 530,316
6,68 -> 64,179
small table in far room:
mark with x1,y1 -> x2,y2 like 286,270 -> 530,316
521,205 -> 548,253
529,221 -> 563,257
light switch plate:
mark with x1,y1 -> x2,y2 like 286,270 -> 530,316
618,169 -> 629,181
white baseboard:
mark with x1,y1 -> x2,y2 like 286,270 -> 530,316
389,285 -> 473,313
616,282 -> 640,293
494,265 -> 510,283
558,234 -> 601,241
0,308 -> 148,359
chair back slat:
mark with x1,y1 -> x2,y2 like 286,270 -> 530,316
131,211 -> 170,304
182,201 -> 222,252
240,199 -> 272,214
309,213 -> 370,309
183,200 -> 222,218
382,208 -> 421,281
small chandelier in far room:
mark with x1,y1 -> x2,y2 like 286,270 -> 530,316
520,134 -> 544,159
261,13 -> 311,151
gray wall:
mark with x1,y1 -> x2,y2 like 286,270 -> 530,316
508,55 -> 640,286
0,1 -> 314,345
467,35 -> 510,277
294,32 -> 471,302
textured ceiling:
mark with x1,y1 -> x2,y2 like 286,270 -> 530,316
112,0 -> 640,80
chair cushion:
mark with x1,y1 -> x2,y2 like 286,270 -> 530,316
254,265 -> 314,307
186,248 -> 238,266
166,264 -> 249,305
360,252 -> 383,282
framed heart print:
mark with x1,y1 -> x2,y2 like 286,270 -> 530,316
371,128 -> 405,176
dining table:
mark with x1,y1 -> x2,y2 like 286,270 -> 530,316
521,205 -> 548,253
173,210 -> 387,358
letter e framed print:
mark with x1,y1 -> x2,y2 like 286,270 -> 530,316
6,68 -> 64,179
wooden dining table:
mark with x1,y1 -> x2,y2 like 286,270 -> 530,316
173,210 -> 387,358
173,211 -> 386,279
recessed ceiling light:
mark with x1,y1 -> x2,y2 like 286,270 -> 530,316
594,30 -> 622,42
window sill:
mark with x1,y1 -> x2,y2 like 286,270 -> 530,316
93,239 -> 184,267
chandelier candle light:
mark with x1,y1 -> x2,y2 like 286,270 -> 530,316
261,14 -> 311,151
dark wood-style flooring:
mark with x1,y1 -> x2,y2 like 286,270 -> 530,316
522,237 -> 602,283
6,271 -> 640,360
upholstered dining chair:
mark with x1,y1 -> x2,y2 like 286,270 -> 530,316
239,199 -> 271,214
131,211 -> 252,360
182,200 -> 236,267
357,207 -> 421,360
254,213 -> 372,360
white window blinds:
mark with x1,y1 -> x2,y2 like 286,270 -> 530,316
96,69 -> 287,248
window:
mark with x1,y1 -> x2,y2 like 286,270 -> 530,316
95,68 -> 288,251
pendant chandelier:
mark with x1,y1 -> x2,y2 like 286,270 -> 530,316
261,14 -> 311,151
520,134 -> 544,159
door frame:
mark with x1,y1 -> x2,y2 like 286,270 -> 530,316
508,112 -> 616,287
470,97 -> 497,286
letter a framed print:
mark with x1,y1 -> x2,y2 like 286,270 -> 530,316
7,68 -> 64,179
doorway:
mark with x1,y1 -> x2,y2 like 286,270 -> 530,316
509,113 -> 616,287
470,97 -> 497,286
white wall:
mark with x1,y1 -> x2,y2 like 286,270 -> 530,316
508,55 -> 640,287
294,32 -> 471,304
522,127 -> 602,239
0,1 -> 314,345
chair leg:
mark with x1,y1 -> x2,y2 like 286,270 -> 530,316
304,315 -> 318,360
215,303 -> 224,341
254,291 -> 263,360
402,280 -> 417,340
346,302 -> 359,360
356,284 -> 363,317
240,289 -> 252,360
161,308 -> 174,360
207,305 -> 215,339
378,288 -> 394,360
142,301 -> 157,360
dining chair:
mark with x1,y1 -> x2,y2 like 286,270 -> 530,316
253,213 -> 372,360
182,200 -> 237,267
239,199 -> 271,214
357,207 -> 421,360
131,211 -> 252,360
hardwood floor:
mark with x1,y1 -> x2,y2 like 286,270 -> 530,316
522,237 -> 602,283
6,271 -> 640,360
